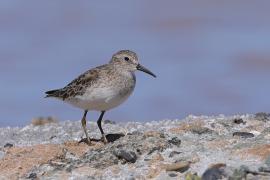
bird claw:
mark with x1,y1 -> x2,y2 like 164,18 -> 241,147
101,134 -> 108,144
86,138 -> 92,145
78,138 -> 92,145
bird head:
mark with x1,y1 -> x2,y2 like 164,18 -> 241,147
110,50 -> 156,78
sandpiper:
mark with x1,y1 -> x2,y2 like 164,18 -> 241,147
45,50 -> 156,144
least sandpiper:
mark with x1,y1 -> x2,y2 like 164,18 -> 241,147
45,50 -> 156,144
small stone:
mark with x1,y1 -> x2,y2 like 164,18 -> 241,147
233,132 -> 255,138
49,135 -> 56,139
148,146 -> 163,155
185,172 -> 200,180
169,151 -> 182,158
191,127 -> 213,135
103,119 -> 116,124
136,148 -> 142,155
168,173 -> 177,177
128,131 -> 143,136
229,165 -> 249,180
255,112 -> 270,122
105,133 -> 125,143
202,164 -> 226,180
113,150 -> 137,163
66,164 -> 75,172
159,133 -> 166,138
4,143 -> 13,148
168,137 -> 181,147
27,172 -> 37,179
233,118 -> 246,125
163,161 -> 190,173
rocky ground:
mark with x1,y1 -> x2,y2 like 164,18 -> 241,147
1,113 -> 270,179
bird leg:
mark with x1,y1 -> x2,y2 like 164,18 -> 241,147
97,111 -> 107,143
81,110 -> 91,144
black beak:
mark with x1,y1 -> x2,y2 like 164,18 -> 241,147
136,64 -> 156,78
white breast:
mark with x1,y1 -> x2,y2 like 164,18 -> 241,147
66,72 -> 136,111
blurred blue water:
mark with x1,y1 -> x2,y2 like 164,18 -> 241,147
1,1 -> 270,126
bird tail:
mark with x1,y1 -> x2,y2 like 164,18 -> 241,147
45,89 -> 61,98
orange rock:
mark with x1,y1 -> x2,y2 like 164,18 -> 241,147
0,142 -> 95,179
245,144 -> 270,160
169,120 -> 205,134
0,144 -> 63,179
162,161 -> 190,172
63,141 -> 93,157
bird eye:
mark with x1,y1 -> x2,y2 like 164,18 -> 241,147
124,57 -> 130,61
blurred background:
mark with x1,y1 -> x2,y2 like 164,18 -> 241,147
1,1 -> 270,126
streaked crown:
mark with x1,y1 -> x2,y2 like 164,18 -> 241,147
110,50 -> 139,71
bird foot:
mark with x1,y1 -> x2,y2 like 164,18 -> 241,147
101,134 -> 108,144
78,138 -> 92,145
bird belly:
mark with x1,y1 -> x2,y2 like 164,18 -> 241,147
66,86 -> 134,111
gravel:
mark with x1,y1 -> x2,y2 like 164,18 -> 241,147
0,114 -> 270,179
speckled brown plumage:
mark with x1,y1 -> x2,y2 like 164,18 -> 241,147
45,65 -> 108,100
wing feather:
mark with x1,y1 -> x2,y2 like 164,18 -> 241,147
45,64 -> 107,100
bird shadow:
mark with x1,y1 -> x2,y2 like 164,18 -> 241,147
79,133 -> 125,144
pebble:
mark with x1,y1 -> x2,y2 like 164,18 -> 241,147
113,150 -> 137,163
168,137 -> 181,147
128,131 -> 143,136
169,151 -> 182,158
148,146 -> 163,155
4,143 -> 13,148
191,127 -> 213,135
229,165 -> 249,179
105,133 -> 125,143
233,132 -> 255,138
185,172 -> 200,180
233,118 -> 246,125
1,114 -> 270,179
168,173 -> 178,177
201,164 -> 226,180
163,161 -> 190,173
103,119 -> 116,124
27,172 -> 37,179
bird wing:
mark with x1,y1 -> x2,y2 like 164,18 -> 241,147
45,64 -> 107,100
